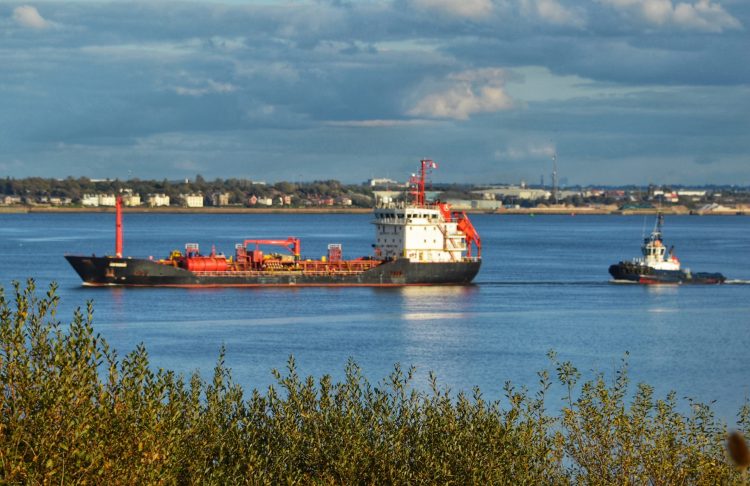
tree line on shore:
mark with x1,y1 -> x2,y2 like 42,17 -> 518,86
4,175 -> 750,210
2,280 -> 749,483
1,176 -> 380,207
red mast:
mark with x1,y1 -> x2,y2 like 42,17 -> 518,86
410,159 -> 437,206
115,195 -> 123,258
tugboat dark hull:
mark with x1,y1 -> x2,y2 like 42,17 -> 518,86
608,262 -> 725,285
65,255 -> 481,287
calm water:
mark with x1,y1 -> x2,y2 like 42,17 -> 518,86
1,212 -> 749,423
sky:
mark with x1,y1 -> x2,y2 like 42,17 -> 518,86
1,0 -> 748,186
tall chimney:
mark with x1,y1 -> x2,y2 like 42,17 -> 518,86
115,195 -> 123,258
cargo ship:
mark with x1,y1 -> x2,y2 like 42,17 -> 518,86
65,160 -> 481,287
608,213 -> 725,284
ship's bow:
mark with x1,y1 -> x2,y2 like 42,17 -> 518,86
65,255 -> 113,285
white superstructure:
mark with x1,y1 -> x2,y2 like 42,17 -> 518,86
373,205 -> 467,262
632,213 -> 680,271
372,159 -> 481,263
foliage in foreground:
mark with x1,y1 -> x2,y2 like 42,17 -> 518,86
1,281 -> 748,484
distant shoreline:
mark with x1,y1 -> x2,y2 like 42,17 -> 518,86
0,205 -> 746,216
0,206 -> 372,215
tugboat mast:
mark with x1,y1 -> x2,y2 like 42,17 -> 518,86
646,212 -> 664,244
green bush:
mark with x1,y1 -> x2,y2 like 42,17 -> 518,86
1,281 -> 748,484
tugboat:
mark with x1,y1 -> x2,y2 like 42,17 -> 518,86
65,160 -> 482,287
608,213 -> 725,284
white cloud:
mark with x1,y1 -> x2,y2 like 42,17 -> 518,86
172,160 -> 202,172
174,80 -> 236,97
494,143 -> 557,161
234,62 -> 300,84
0,159 -> 26,171
408,0 -> 493,19
207,36 -> 246,51
600,0 -> 741,32
325,119 -> 439,127
673,0 -> 742,31
13,5 -> 49,29
408,68 -> 516,120
519,0 -> 585,27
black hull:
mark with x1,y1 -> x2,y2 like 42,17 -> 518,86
608,262 -> 725,285
65,256 -> 481,287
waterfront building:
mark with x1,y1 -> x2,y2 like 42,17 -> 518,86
81,194 -> 99,207
368,177 -> 401,187
146,194 -> 170,207
180,194 -> 204,208
210,192 -> 230,206
98,194 -> 116,207
1,195 -> 22,205
122,192 -> 141,207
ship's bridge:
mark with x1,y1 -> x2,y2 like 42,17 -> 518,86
372,203 -> 467,262
637,236 -> 680,271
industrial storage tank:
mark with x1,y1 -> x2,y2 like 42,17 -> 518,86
184,257 -> 228,272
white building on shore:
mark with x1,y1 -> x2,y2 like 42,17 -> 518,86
146,194 -> 170,207
81,194 -> 99,207
180,193 -> 204,208
368,178 -> 401,187
98,194 -> 117,207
